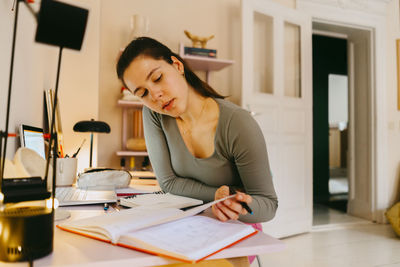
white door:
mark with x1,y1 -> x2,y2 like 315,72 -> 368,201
347,34 -> 373,220
242,0 -> 312,238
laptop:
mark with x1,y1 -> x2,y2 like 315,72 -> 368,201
19,124 -> 117,206
19,124 -> 46,159
55,186 -> 117,206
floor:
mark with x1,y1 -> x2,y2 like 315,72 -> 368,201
251,206 -> 400,267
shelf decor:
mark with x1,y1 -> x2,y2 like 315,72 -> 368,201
184,30 -> 214,48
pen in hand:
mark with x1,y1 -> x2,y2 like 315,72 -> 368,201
229,187 -> 253,215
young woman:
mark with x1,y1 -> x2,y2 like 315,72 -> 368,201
117,37 -> 277,223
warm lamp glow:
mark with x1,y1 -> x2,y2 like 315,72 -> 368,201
46,198 -> 59,209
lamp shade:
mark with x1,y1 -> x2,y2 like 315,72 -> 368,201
35,0 -> 88,51
73,120 -> 110,133
73,119 -> 110,168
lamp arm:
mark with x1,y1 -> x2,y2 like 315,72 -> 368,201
43,46 -> 63,210
0,0 -> 22,187
90,132 -> 93,168
0,0 -> 39,195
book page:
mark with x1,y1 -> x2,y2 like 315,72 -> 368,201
152,194 -> 236,225
120,216 -> 256,261
58,194 -> 235,244
58,207 -> 183,243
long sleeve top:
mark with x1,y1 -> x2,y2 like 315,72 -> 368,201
142,98 -> 277,223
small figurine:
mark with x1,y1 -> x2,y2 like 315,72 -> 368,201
184,30 -> 214,48
121,87 -> 140,101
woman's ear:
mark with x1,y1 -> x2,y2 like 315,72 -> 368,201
171,56 -> 184,75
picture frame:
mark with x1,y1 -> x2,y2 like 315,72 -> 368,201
397,39 -> 400,110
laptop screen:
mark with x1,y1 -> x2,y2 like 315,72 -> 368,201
20,125 -> 46,159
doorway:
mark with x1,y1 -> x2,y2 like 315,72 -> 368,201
312,22 -> 373,226
312,33 -> 348,212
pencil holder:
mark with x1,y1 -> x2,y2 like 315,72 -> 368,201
55,158 -> 78,186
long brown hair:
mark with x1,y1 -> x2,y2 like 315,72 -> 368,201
116,37 -> 225,99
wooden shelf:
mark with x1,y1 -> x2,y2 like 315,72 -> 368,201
179,43 -> 234,83
117,99 -> 143,108
118,99 -> 147,157
181,55 -> 234,72
116,150 -> 148,157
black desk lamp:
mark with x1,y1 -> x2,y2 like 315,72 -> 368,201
73,120 -> 111,168
0,0 -> 88,262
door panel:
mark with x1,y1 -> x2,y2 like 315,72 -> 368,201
347,36 -> 372,219
253,11 -> 274,94
284,22 -> 302,98
280,110 -> 305,133
242,0 -> 312,238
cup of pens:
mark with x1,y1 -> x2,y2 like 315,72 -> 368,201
56,157 -> 78,186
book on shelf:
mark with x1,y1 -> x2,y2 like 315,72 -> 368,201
184,46 -> 217,58
120,192 -> 203,209
44,89 -> 65,157
133,109 -> 144,138
130,170 -> 158,185
131,176 -> 158,186
57,195 -> 258,263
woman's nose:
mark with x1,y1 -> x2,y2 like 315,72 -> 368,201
150,87 -> 163,100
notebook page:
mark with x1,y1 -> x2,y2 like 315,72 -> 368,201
120,215 -> 255,261
180,194 -> 236,217
120,192 -> 203,209
59,207 -> 183,243
148,194 -> 236,226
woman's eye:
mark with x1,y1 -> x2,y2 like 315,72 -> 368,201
140,90 -> 148,97
154,74 -> 162,82
135,88 -> 148,98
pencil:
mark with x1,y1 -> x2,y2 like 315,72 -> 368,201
228,187 -> 253,215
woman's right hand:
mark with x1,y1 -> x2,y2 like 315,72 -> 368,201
212,185 -> 251,221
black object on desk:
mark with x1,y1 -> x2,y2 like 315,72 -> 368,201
2,177 -> 50,203
73,119 -> 111,168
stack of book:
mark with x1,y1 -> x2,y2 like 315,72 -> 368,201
184,46 -> 217,58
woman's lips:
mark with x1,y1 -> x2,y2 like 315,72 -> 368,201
162,99 -> 174,111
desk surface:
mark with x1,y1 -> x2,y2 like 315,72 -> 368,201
2,184 -> 285,267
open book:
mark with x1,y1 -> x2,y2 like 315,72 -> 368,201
57,195 -> 258,263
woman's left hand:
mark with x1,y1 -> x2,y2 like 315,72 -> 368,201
212,185 -> 252,222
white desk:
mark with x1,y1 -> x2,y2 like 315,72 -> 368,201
2,185 -> 285,267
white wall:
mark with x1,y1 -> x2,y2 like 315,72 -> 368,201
385,0 -> 400,207
58,0 -> 100,173
98,0 -> 242,168
0,0 -> 100,173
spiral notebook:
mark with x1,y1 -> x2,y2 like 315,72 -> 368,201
120,192 -> 203,209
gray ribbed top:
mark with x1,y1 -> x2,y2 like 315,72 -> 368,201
143,98 -> 277,223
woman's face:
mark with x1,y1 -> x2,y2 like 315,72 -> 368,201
123,55 -> 189,117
